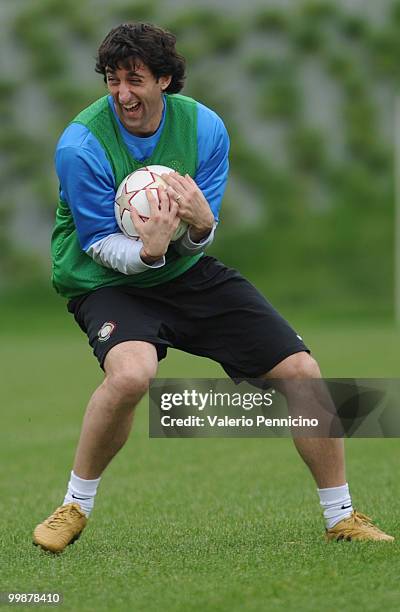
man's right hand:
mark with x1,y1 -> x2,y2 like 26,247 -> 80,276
130,185 -> 180,264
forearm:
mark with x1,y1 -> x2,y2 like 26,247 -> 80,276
87,234 -> 165,274
173,222 -> 217,256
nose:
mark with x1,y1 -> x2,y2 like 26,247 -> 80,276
118,82 -> 131,104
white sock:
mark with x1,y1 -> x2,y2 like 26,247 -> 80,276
63,471 -> 101,517
318,483 -> 353,529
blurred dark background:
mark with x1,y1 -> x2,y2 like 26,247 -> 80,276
1,0 -> 398,323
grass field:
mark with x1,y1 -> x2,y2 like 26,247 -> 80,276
1,301 -> 400,611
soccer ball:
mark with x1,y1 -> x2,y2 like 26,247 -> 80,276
114,165 -> 187,241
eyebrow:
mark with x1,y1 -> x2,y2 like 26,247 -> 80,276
105,68 -> 144,79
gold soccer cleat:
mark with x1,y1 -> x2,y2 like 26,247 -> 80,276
33,503 -> 87,553
326,510 -> 394,542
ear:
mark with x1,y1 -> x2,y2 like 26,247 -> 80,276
159,75 -> 172,91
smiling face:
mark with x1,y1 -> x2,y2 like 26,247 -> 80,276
106,61 -> 172,136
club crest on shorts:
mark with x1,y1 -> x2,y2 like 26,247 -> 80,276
97,321 -> 116,342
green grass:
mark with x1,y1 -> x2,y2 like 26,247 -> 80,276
1,304 -> 399,611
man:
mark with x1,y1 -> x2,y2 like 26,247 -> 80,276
33,22 -> 393,553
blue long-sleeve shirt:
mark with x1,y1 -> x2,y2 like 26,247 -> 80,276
55,95 -> 229,274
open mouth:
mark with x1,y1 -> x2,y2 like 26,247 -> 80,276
122,101 -> 141,115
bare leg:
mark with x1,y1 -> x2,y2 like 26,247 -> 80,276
264,352 -> 346,488
73,341 -> 158,479
290,438 -> 345,488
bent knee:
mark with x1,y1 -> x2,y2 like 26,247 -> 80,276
268,352 -> 321,379
106,365 -> 156,404
103,342 -> 158,404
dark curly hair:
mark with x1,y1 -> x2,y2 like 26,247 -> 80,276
95,23 -> 186,94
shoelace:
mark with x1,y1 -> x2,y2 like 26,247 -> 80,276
352,511 -> 384,533
352,511 -> 373,526
45,506 -> 83,530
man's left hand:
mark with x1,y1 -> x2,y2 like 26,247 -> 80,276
161,172 -> 214,242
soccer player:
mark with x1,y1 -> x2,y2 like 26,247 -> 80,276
33,23 -> 393,552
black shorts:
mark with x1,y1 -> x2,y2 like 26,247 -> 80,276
68,256 -> 308,378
